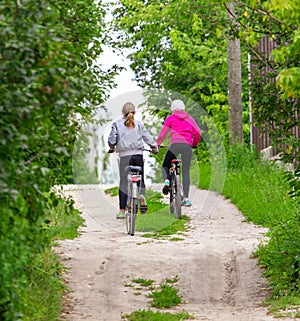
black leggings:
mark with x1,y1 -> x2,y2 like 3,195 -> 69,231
119,154 -> 145,210
162,143 -> 192,198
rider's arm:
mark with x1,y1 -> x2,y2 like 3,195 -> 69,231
157,124 -> 170,146
139,122 -> 157,150
108,123 -> 118,148
191,118 -> 201,148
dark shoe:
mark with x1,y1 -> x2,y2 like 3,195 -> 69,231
139,195 -> 148,214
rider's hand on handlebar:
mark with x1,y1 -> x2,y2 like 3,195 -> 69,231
108,146 -> 116,153
151,146 -> 158,154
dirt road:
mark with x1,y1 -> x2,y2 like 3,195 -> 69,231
57,185 -> 294,321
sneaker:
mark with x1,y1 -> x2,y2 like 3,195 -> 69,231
182,198 -> 192,207
139,195 -> 148,214
116,210 -> 126,219
162,179 -> 170,195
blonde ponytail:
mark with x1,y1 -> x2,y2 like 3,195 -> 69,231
124,112 -> 135,128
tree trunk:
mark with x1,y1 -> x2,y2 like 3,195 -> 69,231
227,2 -> 243,144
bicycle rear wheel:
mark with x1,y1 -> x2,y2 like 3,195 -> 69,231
174,174 -> 182,219
125,209 -> 131,234
129,197 -> 137,236
169,176 -> 175,214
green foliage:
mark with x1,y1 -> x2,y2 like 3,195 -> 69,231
0,0 -> 113,319
112,0 -> 250,139
5,191 -> 84,321
44,189 -> 84,240
226,1 -> 300,164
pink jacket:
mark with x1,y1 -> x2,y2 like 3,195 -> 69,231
157,111 -> 201,147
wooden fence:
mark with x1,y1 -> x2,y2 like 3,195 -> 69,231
250,35 -> 300,159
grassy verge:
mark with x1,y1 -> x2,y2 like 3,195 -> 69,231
199,144 -> 300,315
20,189 -> 84,321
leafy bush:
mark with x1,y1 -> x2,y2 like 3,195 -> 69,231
0,0 -> 113,319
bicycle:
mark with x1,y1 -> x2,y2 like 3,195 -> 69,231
108,148 -> 152,236
125,165 -> 143,236
160,146 -> 183,219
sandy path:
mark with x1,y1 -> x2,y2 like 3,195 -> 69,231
57,185 -> 294,321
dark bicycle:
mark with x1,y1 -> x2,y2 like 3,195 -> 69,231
160,146 -> 183,219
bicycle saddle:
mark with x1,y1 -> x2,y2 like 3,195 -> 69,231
126,165 -> 142,173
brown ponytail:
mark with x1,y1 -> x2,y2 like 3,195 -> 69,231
124,112 -> 135,128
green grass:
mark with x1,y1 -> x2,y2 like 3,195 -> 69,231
147,284 -> 182,308
44,191 -> 85,240
104,186 -> 119,197
122,309 -> 193,321
122,276 -> 193,321
141,215 -> 190,239
132,278 -> 155,287
20,250 -> 66,321
104,187 -> 190,238
19,190 -> 85,321
198,144 -> 300,315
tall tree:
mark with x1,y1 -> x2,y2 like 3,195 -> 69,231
226,2 -> 243,144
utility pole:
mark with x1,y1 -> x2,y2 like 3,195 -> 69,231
227,2 -> 243,144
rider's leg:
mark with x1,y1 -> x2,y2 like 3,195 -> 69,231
162,148 -> 176,181
180,144 -> 192,199
119,155 -> 131,210
162,148 -> 176,194
129,154 -> 148,214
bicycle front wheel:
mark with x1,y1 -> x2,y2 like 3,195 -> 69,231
174,174 -> 182,219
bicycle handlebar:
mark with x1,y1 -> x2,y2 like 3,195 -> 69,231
107,148 -> 155,154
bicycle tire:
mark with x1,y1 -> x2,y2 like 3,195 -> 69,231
130,197 -> 137,236
175,174 -> 182,219
126,209 -> 131,234
169,174 -> 175,214
126,183 -> 133,235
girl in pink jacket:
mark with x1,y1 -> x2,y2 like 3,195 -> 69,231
157,100 -> 200,206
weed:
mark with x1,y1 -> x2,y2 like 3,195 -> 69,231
132,278 -> 155,287
165,275 -> 179,283
121,309 -> 193,320
147,284 -> 182,308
